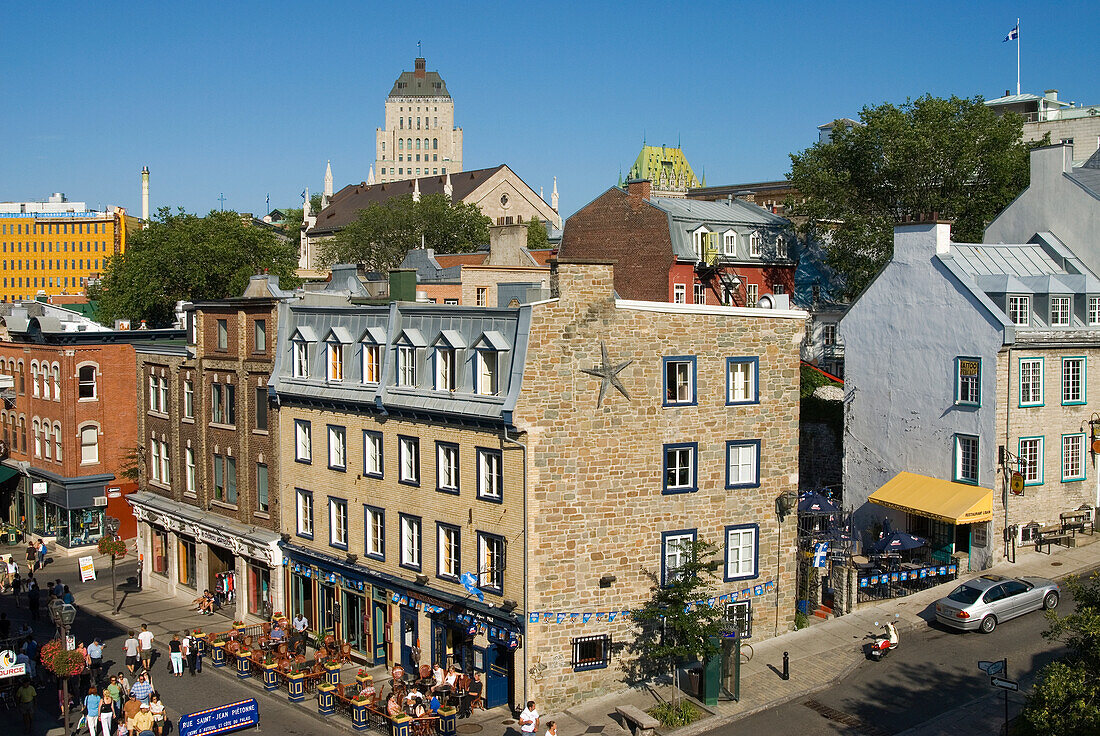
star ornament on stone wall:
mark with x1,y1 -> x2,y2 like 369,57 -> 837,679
580,341 -> 632,408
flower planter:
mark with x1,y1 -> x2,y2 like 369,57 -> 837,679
324,661 -> 342,687
392,713 -> 412,736
317,683 -> 336,716
355,672 -> 372,690
438,706 -> 457,736
287,671 -> 306,703
236,650 -> 253,679
262,662 -> 280,691
351,700 -> 371,731
210,641 -> 227,668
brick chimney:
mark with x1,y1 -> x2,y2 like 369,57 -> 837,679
626,179 -> 651,207
414,57 -> 426,78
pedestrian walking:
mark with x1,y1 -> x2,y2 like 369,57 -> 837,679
169,635 -> 183,677
180,633 -> 195,676
106,675 -> 123,719
519,700 -> 540,735
36,539 -> 47,570
12,571 -> 23,606
26,580 -> 39,620
16,677 -> 36,734
149,692 -> 166,736
545,721 -> 557,736
99,687 -> 115,736
129,671 -> 152,705
83,685 -> 102,736
25,543 -> 35,572
137,624 -> 154,671
123,631 -> 139,675
88,638 -> 104,683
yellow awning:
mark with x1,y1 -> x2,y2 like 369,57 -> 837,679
868,472 -> 993,525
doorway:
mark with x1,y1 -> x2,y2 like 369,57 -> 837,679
291,572 -> 315,627
208,545 -> 236,618
482,644 -> 513,709
342,590 -> 365,653
320,584 -> 338,635
400,607 -> 418,670
372,598 -> 388,665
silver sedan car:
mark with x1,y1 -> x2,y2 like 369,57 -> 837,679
934,574 -> 1060,633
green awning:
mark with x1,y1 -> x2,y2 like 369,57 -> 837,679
0,465 -> 19,484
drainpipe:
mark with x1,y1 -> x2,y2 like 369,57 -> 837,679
1004,347 -> 1012,562
500,425 -> 527,708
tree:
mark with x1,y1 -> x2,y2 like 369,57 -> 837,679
788,95 -> 1039,298
1019,573 -> 1100,736
316,193 -> 490,272
526,216 -> 550,249
626,539 -> 726,704
92,208 -> 302,327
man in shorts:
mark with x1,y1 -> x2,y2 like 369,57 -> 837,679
137,624 -> 154,671
16,677 -> 36,733
123,630 -> 140,675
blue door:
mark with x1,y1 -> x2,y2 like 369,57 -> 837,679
400,608 -> 418,670
372,600 -> 387,665
483,644 -> 511,709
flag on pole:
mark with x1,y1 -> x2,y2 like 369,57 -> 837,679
812,542 -> 830,568
1003,25 -> 1018,42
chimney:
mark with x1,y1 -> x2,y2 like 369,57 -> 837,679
388,268 -> 417,302
414,57 -> 426,78
1044,89 -> 1059,101
486,223 -> 530,267
1005,89 -> 1011,97
626,179 -> 651,206
141,166 -> 150,221
892,221 -> 953,264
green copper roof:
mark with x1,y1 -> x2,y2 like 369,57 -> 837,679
625,145 -> 701,190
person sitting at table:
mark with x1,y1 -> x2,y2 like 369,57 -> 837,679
431,663 -> 446,692
429,693 -> 441,713
444,665 -> 459,690
386,694 -> 401,718
268,623 -> 285,644
392,664 -> 405,682
460,672 -> 482,718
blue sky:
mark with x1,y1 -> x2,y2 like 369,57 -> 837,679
1,1 -> 1096,220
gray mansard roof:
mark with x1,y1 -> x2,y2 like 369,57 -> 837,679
271,299 -> 531,425
647,196 -> 792,262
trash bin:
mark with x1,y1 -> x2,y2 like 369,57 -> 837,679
5,528 -> 16,545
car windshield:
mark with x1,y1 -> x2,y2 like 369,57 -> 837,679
947,584 -> 983,604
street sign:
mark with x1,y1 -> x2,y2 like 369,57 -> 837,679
990,677 -> 1019,691
978,660 -> 1004,675
179,698 -> 259,736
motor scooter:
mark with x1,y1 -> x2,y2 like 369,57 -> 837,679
868,615 -> 899,661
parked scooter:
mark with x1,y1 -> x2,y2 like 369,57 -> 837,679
868,614 -> 900,661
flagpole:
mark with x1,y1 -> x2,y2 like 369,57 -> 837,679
1016,18 -> 1020,96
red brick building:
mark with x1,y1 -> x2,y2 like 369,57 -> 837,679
560,180 -> 796,307
0,301 -> 182,550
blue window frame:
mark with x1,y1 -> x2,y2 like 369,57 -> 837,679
476,447 -> 503,503
328,496 -> 348,550
662,443 -> 697,494
661,529 -> 696,587
363,430 -> 384,479
1061,433 -> 1087,482
723,523 -> 760,581
662,356 -> 697,407
725,440 -> 761,489
953,434 -> 979,485
364,504 -> 385,561
1061,357 -> 1086,405
436,441 -> 460,495
399,513 -> 422,571
327,424 -> 347,471
476,531 -> 506,594
436,522 -> 461,582
1018,436 -> 1044,485
398,435 -> 421,487
954,357 -> 981,407
295,488 -> 314,540
726,357 -> 760,405
294,419 -> 312,464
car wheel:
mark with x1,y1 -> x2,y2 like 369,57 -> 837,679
1043,592 -> 1059,610
980,616 -> 997,634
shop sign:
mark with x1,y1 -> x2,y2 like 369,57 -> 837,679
0,649 -> 27,679
179,698 -> 259,736
106,488 -> 122,499
79,556 -> 96,582
192,525 -> 235,551
32,481 -> 47,495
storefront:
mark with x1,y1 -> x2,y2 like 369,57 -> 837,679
868,471 -> 994,570
282,542 -> 523,708
129,491 -> 283,622
20,469 -> 128,550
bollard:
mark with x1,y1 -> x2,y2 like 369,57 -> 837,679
782,651 -> 790,681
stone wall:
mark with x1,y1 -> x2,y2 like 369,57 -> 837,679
513,262 -> 805,709
799,420 -> 842,492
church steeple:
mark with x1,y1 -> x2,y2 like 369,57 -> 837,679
443,172 -> 452,200
551,177 -> 559,213
303,187 -> 311,218
367,165 -> 376,186
324,161 -> 333,197
412,177 -> 421,203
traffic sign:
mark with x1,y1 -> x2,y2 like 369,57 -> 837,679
990,677 -> 1019,691
978,660 -> 1004,675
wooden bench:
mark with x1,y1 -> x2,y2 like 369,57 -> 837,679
1060,511 -> 1094,536
1036,531 -> 1073,554
616,705 -> 660,736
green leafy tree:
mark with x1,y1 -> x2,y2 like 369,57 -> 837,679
1019,573 -> 1100,736
626,539 -> 726,704
788,95 -> 1039,298
526,216 -> 550,249
92,208 -> 301,327
316,193 -> 490,272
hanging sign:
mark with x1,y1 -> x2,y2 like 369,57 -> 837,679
32,482 -> 47,495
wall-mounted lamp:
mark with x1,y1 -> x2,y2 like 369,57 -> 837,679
775,490 -> 798,521
500,600 -> 518,613
346,553 -> 358,565
279,533 -> 291,544
414,573 -> 429,586
598,575 -> 616,589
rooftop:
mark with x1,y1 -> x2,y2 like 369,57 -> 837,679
387,57 -> 450,99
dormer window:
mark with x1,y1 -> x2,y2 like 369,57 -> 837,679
360,326 -> 386,384
394,329 -> 427,388
1007,295 -> 1030,326
691,227 -> 710,261
776,235 -> 788,259
327,342 -> 344,381
472,331 -> 510,396
431,330 -> 467,392
1089,296 -> 1100,326
290,326 -> 316,379
749,232 -> 762,258
723,230 -> 738,255
1050,296 -> 1071,326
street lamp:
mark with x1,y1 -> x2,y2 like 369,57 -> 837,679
48,600 -> 78,736
105,516 -> 121,609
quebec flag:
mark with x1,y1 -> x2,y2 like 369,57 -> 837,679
812,542 -> 830,568
1004,25 -> 1018,42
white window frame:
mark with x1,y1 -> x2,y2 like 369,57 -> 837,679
185,447 -> 196,494
435,347 -> 457,392
664,446 -> 694,491
722,230 -> 738,255
159,440 -> 170,485
1062,434 -> 1086,481
693,283 -> 706,305
328,425 -> 346,470
1050,296 -> 1071,326
1008,295 -> 1030,326
477,448 -> 502,501
955,357 -> 981,406
691,227 -> 709,261
327,342 -> 344,382
365,506 -> 384,558
437,443 -> 459,492
362,343 -> 381,384
183,380 -> 194,418
52,364 -> 60,401
1019,437 -> 1043,484
749,232 -> 762,257
727,359 -> 757,404
329,498 -> 348,548
1062,357 -> 1085,404
725,526 -> 757,580
397,346 -> 417,387
400,515 -> 421,569
727,442 -> 759,487
746,284 -> 759,306
776,235 -> 788,259
663,532 -> 694,584
673,284 -> 686,304
1019,358 -> 1043,406
665,359 -> 694,405
476,350 -> 498,395
364,432 -> 383,477
296,489 -> 313,537
53,423 -> 61,461
1089,296 -> 1100,326
399,436 -> 420,484
477,533 -> 504,592
292,340 -> 309,378
954,434 -> 979,484
294,420 -> 312,462
475,287 -> 488,307
438,525 -> 459,580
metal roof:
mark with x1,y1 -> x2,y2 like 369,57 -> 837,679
648,196 -> 791,261
947,243 -> 1065,277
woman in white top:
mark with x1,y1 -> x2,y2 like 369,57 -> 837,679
149,691 -> 166,736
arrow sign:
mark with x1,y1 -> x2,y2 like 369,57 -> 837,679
990,677 -> 1019,691
978,660 -> 1004,675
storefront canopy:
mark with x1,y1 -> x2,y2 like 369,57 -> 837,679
0,465 -> 19,484
868,472 -> 993,525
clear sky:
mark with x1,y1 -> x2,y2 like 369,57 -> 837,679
1,1 -> 1096,220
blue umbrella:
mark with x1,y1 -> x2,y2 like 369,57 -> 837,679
873,532 -> 928,553
798,492 -> 840,516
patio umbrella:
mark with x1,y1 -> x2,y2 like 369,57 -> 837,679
872,532 -> 928,553
798,492 -> 840,515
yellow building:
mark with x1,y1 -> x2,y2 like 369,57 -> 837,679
0,199 -> 137,302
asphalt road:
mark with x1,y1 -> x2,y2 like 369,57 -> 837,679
2,552 -> 328,736
709,569 -> 1092,736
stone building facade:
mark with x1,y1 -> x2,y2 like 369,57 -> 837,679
129,276 -> 289,622
375,57 -> 462,184
269,259 -> 804,711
